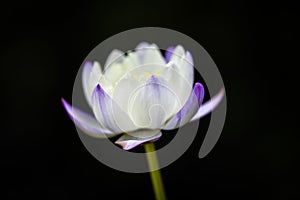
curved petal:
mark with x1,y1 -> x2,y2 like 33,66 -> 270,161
98,75 -> 114,97
103,50 -> 140,86
190,88 -> 225,121
160,61 -> 193,112
121,51 -> 140,73
104,49 -> 124,70
163,83 -> 204,130
128,75 -> 180,129
135,43 -> 166,65
61,98 -> 116,137
115,130 -> 162,150
165,46 -> 175,63
104,62 -> 125,84
169,46 -> 194,89
82,61 -> 102,107
112,73 -> 141,111
135,42 -> 150,63
92,84 -> 138,133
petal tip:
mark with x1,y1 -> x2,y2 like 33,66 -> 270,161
194,82 -> 204,90
61,98 -> 70,109
115,141 -> 131,150
84,61 -> 93,69
96,84 -> 101,91
194,82 -> 205,105
95,84 -> 105,93
165,46 -> 175,62
93,84 -> 105,99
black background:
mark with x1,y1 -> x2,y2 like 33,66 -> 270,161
1,0 -> 298,199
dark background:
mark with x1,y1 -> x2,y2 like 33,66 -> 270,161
1,0 -> 298,199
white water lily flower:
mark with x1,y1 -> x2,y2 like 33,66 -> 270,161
62,42 -> 224,150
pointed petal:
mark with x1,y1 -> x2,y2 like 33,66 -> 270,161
135,43 -> 165,65
104,62 -> 125,84
135,42 -> 150,50
61,98 -> 116,137
115,130 -> 162,150
184,50 -> 195,85
160,61 -> 193,112
104,49 -> 124,70
165,46 -> 175,63
82,61 -> 102,107
163,83 -> 204,130
103,50 -> 139,85
121,51 -> 140,73
190,88 -> 225,121
92,85 -> 138,133
170,46 -> 194,88
128,75 -> 179,129
98,75 -> 114,97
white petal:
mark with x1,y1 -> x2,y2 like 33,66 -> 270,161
135,43 -> 166,65
104,49 -> 124,70
98,75 -> 114,97
112,73 -> 141,111
160,61 -> 193,112
127,76 -> 180,129
113,64 -> 186,116
103,50 -> 140,86
190,88 -> 225,121
136,42 -> 150,49
115,130 -> 162,150
82,61 -> 102,107
104,62 -> 125,84
92,85 -> 138,133
169,46 -> 194,88
121,51 -> 140,73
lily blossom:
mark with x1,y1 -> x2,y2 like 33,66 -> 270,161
62,42 -> 224,150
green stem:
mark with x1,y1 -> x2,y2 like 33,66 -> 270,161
144,142 -> 167,200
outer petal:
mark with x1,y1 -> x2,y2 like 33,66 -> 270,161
164,46 -> 175,63
92,84 -> 138,133
190,88 -> 225,121
163,83 -> 204,130
115,130 -> 162,150
82,61 -> 102,107
128,75 -> 180,129
61,98 -> 116,137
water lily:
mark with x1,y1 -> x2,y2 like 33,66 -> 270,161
62,42 -> 224,150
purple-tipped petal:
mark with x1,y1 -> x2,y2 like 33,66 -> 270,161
61,98 -> 116,137
163,82 -> 204,130
190,88 -> 225,121
165,46 -> 175,63
82,61 -> 102,107
128,75 -> 179,129
115,130 -> 162,150
92,84 -> 138,133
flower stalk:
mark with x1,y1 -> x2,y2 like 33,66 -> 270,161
144,142 -> 167,200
